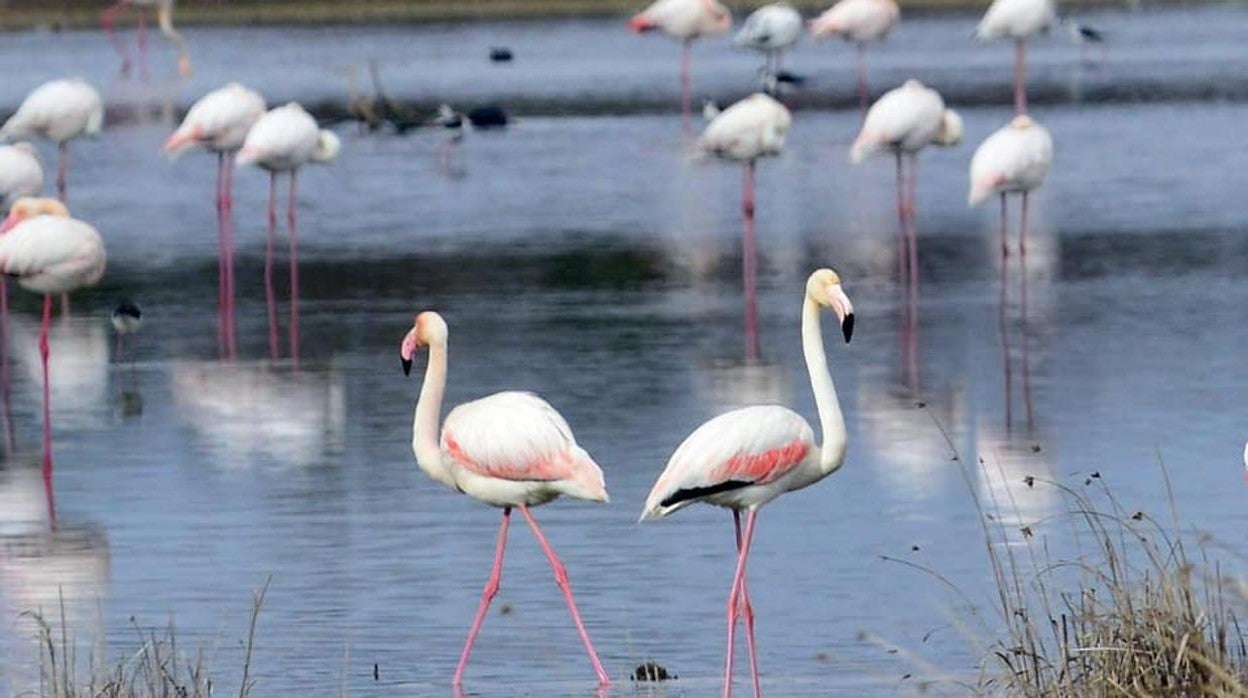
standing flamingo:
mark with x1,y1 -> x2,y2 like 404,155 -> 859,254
734,4 -> 804,80
699,93 -> 791,359
398,311 -> 611,687
810,0 -> 900,111
0,144 -> 44,207
101,0 -> 192,78
628,0 -> 732,135
969,115 -> 1053,258
236,103 -> 340,364
164,83 -> 266,359
975,0 -> 1056,114
0,198 -> 106,492
641,268 -> 854,698
1,79 -> 103,205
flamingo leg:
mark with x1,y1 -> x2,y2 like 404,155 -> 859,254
999,193 -> 1009,260
101,0 -> 134,76
453,507 -> 511,686
906,153 -> 921,390
723,508 -> 759,698
39,294 -> 55,522
216,152 -> 227,357
223,152 -> 237,360
518,505 -> 610,686
733,511 -> 762,698
288,170 -> 300,369
265,172 -> 280,360
855,43 -> 869,115
894,152 -> 908,285
998,203 -> 1013,433
1019,190 -> 1029,257
681,39 -> 692,137
1020,250 -> 1034,434
56,143 -> 68,204
742,161 -> 759,363
137,8 -> 149,80
1014,39 -> 1027,115
0,281 -> 12,455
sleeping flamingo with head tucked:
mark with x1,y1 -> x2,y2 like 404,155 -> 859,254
399,310 -> 611,688
641,268 -> 854,698
629,0 -> 732,133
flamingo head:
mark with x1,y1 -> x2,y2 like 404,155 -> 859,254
806,268 -> 855,343
1,197 -> 68,234
936,109 -> 964,147
400,311 -> 449,375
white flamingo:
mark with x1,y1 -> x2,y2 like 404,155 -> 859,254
236,103 -> 340,364
1,80 -> 103,204
629,0 -> 733,133
810,0 -> 901,110
641,268 -> 854,698
101,0 -> 191,78
0,144 -> 43,207
734,3 -> 804,77
399,311 -> 611,687
165,83 -> 266,358
969,114 -> 1054,257
975,0 -> 1056,114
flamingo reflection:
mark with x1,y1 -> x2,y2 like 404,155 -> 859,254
975,420 -> 1057,544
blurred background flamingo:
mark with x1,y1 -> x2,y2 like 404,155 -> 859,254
810,0 -> 901,111
101,0 -> 192,78
629,0 -> 732,135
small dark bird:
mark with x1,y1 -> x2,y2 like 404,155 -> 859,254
111,300 -> 142,363
1070,22 -> 1105,43
489,47 -> 514,63
435,104 -> 465,140
759,68 -> 807,97
467,104 -> 508,129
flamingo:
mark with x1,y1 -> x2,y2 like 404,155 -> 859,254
969,115 -> 1053,258
1,79 -> 103,205
0,198 -> 106,492
0,144 -> 44,208
850,80 -> 962,290
975,0 -> 1056,114
810,0 -> 901,111
398,311 -> 611,687
164,83 -> 267,359
699,93 -> 791,357
628,0 -> 732,134
641,268 -> 854,698
734,4 -> 804,80
236,103 -> 340,364
101,0 -> 192,78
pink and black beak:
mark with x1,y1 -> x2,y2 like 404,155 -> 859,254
828,286 -> 855,343
400,328 -> 419,376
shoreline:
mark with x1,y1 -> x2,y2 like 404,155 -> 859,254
0,0 -> 1150,31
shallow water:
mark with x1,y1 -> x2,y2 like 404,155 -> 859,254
0,7 -> 1247,698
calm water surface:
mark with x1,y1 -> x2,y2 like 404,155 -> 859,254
0,8 -> 1247,697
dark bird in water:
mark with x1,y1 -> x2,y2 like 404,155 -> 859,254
759,67 -> 807,97
1069,21 -> 1105,43
111,300 -> 142,335
489,47 -> 514,63
467,104 -> 508,129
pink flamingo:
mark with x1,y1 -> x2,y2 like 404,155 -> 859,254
1,79 -> 103,205
641,268 -> 854,698
628,0 -> 732,135
399,311 -> 611,688
968,114 -> 1054,258
101,0 -> 191,78
164,83 -> 267,359
0,198 -> 106,502
810,0 -> 900,111
975,0 -> 1055,114
236,103 -> 340,365
0,143 -> 45,427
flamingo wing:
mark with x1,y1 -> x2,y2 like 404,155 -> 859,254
236,103 -> 319,168
441,391 -> 603,487
642,405 -> 814,519
699,94 -> 791,160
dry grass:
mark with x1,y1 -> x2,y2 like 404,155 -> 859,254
27,577 -> 270,698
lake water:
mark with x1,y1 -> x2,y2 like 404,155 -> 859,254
1,5 -> 1247,697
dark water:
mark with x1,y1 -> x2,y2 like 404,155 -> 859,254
1,7 -> 1247,697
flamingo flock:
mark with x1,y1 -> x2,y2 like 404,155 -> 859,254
0,0 -> 1087,695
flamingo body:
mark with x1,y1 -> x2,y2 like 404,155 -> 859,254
810,0 -> 900,43
968,115 -> 1053,206
735,3 -> 803,54
0,216 -> 106,294
629,0 -> 732,39
165,83 -> 266,156
236,103 -> 340,172
851,79 -> 963,162
0,145 -> 44,205
976,0 -> 1055,40
698,93 -> 792,161
1,80 -> 103,145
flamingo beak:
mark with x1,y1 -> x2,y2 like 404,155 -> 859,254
828,286 -> 855,343
400,328 -> 419,376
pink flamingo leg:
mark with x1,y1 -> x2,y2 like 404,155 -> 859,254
998,194 -> 1013,432
722,508 -> 758,698
101,0 -> 134,76
518,505 -> 610,685
0,281 -> 12,454
999,193 -> 1009,260
56,143 -> 68,204
732,511 -> 762,698
855,43 -> 869,115
39,294 -> 55,526
1019,190 -> 1029,257
265,172 -> 280,361
221,153 -> 238,360
681,39 -> 692,137
215,152 -> 227,357
137,8 -> 149,79
894,152 -> 909,375
452,507 -> 512,686
905,153 -> 921,390
1014,39 -> 1027,115
287,170 -> 300,369
742,161 -> 759,363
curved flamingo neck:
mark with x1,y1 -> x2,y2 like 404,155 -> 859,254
414,339 -> 456,490
802,295 -> 847,475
